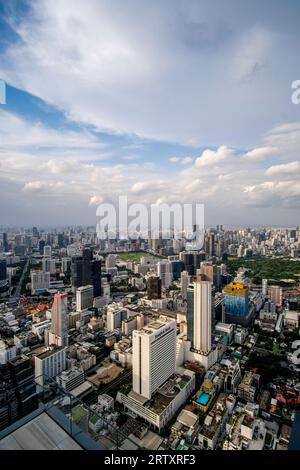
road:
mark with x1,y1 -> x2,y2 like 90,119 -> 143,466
10,257 -> 30,302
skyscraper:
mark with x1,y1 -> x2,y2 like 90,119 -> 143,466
0,259 -> 7,281
198,262 -> 221,290
50,293 -> 68,347
262,279 -> 268,297
157,260 -> 173,287
2,233 -> 8,252
224,281 -> 250,325
187,280 -> 213,355
180,271 -> 190,301
179,251 -> 206,276
71,256 -> 83,292
91,259 -> 101,297
146,274 -> 162,300
71,249 -> 101,297
132,316 -> 176,399
193,280 -> 212,354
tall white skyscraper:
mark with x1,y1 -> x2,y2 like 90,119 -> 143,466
262,279 -> 268,297
132,316 -> 176,399
50,293 -> 68,347
193,280 -> 212,354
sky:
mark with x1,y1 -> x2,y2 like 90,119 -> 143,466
0,0 -> 300,227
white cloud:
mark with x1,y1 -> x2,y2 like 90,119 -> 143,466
22,180 -> 64,193
169,157 -> 180,163
130,181 -> 154,194
22,181 -> 46,193
195,145 -> 234,168
89,195 -> 104,206
266,161 -> 300,176
244,185 -> 256,193
243,146 -> 277,161
46,159 -> 74,175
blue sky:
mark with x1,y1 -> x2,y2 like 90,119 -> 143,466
0,0 -> 300,226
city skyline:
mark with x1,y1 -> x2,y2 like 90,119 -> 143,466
0,0 -> 300,226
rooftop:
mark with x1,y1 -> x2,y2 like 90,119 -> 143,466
37,347 -> 65,360
128,372 -> 193,415
0,413 -> 82,450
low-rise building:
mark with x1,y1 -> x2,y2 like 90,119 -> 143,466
117,371 -> 195,432
56,367 -> 84,392
198,393 -> 228,450
238,372 -> 260,403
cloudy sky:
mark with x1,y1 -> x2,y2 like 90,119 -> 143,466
0,0 -> 300,227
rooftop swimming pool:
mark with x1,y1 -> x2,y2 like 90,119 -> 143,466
196,392 -> 210,406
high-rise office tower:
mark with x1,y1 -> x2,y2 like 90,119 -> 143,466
7,355 -> 39,418
187,280 -> 213,355
39,239 -> 46,255
146,274 -> 162,300
199,262 -> 221,290
57,233 -> 64,248
0,259 -> 7,281
208,233 -> 215,256
157,260 -> 173,287
170,259 -> 185,280
132,316 -> 176,399
262,279 -> 268,297
180,271 -> 190,301
91,259 -> 101,297
71,249 -> 101,297
50,293 -> 68,347
82,247 -> 92,285
71,256 -> 83,291
2,233 -> 8,252
180,252 -> 195,275
180,251 -> 206,276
